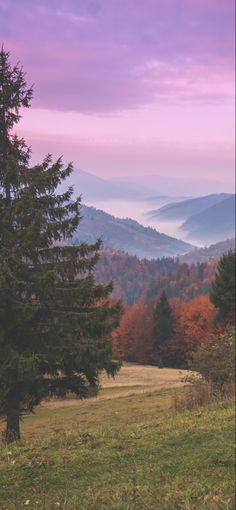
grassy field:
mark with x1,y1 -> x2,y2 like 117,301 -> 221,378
0,365 -> 235,510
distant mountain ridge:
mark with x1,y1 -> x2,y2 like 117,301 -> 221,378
180,238 -> 235,263
147,194 -> 232,221
73,205 -> 194,259
64,168 -> 234,204
66,168 -> 151,202
112,174 -> 233,196
181,195 -> 235,243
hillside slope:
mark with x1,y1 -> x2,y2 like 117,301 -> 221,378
147,193 -> 231,221
73,205 -> 194,259
94,249 -> 216,303
0,387 -> 234,510
180,238 -> 235,263
181,195 -> 235,242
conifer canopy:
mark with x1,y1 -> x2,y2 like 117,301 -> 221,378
210,251 -> 235,324
153,291 -> 174,366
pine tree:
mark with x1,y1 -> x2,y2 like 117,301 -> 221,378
0,48 -> 120,443
210,251 -> 235,324
153,291 -> 174,366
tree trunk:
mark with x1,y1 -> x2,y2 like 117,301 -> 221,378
5,397 -> 20,443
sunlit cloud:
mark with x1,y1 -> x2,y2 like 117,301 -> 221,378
1,0 -> 234,185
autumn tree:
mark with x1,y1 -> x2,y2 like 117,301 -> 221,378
112,303 -> 155,364
0,48 -> 120,443
210,251 -> 235,324
170,295 -> 216,366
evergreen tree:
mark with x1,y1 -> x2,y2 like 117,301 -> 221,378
210,251 -> 235,324
0,48 -> 120,443
153,291 -> 174,366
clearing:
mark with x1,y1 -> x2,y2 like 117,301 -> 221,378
43,363 -> 187,409
0,364 -> 234,510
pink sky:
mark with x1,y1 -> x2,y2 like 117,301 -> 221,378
1,0 -> 235,187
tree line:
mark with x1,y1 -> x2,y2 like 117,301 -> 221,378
112,251 -> 235,367
95,249 -> 217,304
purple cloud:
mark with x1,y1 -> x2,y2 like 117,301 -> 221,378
0,0 -> 234,113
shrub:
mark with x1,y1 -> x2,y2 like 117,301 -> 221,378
189,327 -> 235,397
172,381 -> 212,412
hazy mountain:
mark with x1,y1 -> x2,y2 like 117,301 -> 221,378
145,195 -> 191,206
147,194 -> 232,221
73,205 -> 194,259
66,168 -> 151,202
181,195 -> 235,243
180,238 -> 235,263
64,169 -> 234,205
112,175 -> 233,196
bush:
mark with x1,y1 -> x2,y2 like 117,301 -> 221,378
189,327 -> 235,397
172,327 -> 235,412
172,381 -> 212,412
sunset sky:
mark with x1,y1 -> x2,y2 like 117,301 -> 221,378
1,0 -> 235,187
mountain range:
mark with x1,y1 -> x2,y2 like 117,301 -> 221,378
180,195 -> 235,243
180,238 -> 235,263
65,168 -> 234,203
65,168 -> 150,202
147,193 -> 235,244
111,174 -> 233,196
73,205 -> 194,259
63,169 -> 235,249
147,194 -> 232,221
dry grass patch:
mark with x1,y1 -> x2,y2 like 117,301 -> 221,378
42,363 -> 190,410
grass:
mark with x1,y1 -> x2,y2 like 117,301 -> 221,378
0,368 -> 235,509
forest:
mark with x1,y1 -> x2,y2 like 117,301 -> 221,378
107,250 -> 235,368
95,249 -> 217,304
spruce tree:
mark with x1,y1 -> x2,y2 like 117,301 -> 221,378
154,291 -> 174,366
0,48 -> 120,443
210,251 -> 235,324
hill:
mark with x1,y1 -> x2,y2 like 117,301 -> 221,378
180,238 -> 236,263
147,193 -> 231,221
181,195 -> 235,243
0,377 -> 234,510
73,205 -> 194,259
95,249 -> 216,304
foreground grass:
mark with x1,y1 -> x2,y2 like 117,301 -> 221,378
0,389 -> 235,510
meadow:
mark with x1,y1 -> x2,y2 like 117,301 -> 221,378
0,364 -> 235,510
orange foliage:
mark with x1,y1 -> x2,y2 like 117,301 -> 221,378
113,295 -> 217,368
112,302 -> 155,364
169,296 -> 216,366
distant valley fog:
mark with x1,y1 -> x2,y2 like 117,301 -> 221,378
85,198 -> 203,247
65,170 -> 235,250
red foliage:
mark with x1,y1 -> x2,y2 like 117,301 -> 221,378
112,302 -> 156,364
168,296 -> 216,366
113,295 -> 217,367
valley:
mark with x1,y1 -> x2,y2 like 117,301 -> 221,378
68,169 -> 235,251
